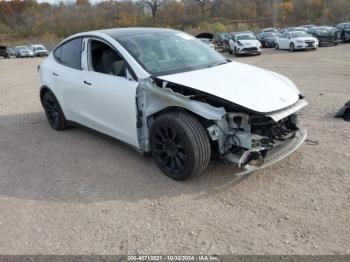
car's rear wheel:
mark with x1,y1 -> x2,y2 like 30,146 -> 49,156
289,43 -> 295,52
42,91 -> 68,130
150,112 -> 211,180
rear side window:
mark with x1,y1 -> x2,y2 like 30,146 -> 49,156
54,38 -> 83,70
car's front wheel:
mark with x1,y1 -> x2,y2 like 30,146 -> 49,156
150,112 -> 211,180
234,47 -> 239,57
42,90 -> 68,130
289,43 -> 295,52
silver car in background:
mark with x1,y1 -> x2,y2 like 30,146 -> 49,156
14,46 -> 34,58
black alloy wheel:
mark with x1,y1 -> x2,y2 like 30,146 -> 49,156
150,112 -> 211,180
42,91 -> 68,130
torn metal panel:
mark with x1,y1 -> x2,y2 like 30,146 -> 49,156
135,78 -> 226,152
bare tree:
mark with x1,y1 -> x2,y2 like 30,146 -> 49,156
140,0 -> 163,20
194,0 -> 222,16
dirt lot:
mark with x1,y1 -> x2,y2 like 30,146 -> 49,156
0,45 -> 349,255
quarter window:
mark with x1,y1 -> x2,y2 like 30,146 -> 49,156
54,38 -> 83,70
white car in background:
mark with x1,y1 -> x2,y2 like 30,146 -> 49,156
228,32 -> 262,56
275,31 -> 318,52
38,28 -> 307,180
14,46 -> 34,58
30,44 -> 48,57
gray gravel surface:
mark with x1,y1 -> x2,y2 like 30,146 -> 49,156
0,45 -> 349,254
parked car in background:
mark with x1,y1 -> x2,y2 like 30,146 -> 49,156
229,31 -> 262,56
38,28 -> 307,180
6,47 -> 15,57
0,46 -> 10,58
286,27 -> 308,32
257,32 -> 278,48
213,33 -> 229,49
14,46 -> 34,58
336,22 -> 350,42
275,31 -> 318,52
307,26 -> 338,46
30,44 -> 48,57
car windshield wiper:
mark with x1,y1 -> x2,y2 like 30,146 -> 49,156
207,61 -> 228,68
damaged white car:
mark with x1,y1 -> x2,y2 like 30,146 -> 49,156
38,28 -> 307,180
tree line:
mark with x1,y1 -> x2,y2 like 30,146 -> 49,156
1,0 -> 350,47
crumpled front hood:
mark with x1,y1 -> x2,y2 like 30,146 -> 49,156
158,62 -> 300,113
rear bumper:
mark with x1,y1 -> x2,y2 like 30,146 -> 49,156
228,129 -> 307,175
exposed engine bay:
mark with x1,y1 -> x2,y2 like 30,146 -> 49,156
136,77 -> 307,171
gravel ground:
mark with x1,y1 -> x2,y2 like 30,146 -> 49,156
0,45 -> 349,255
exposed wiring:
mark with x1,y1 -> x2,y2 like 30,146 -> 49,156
215,123 -> 241,155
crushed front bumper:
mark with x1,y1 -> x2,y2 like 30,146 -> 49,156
226,129 -> 307,175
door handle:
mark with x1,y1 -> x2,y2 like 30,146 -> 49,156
83,80 -> 92,86
52,72 -> 58,76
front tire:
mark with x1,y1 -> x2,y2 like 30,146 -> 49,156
234,47 -> 239,57
150,112 -> 211,180
42,91 -> 68,130
290,43 -> 295,52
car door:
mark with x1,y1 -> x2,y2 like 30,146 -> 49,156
281,33 -> 290,49
51,37 -> 85,122
76,38 -> 140,148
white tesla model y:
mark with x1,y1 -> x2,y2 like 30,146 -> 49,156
38,28 -> 307,180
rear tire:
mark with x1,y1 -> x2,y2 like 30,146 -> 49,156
42,90 -> 68,130
150,112 -> 211,180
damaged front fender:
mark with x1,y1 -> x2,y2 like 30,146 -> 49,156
135,78 -> 226,152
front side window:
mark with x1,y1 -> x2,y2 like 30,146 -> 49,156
54,38 -> 82,70
89,39 -> 126,77
115,32 -> 227,76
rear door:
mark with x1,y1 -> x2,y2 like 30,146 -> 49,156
51,37 -> 85,121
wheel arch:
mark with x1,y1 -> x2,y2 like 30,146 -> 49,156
150,106 -> 214,129
39,85 -> 52,102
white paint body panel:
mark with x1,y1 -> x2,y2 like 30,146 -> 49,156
159,61 -> 300,113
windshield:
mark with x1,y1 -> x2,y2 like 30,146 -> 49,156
291,32 -> 310,38
315,27 -> 332,33
116,32 -> 227,76
236,34 -> 256,40
16,46 -> 29,50
263,32 -> 276,38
